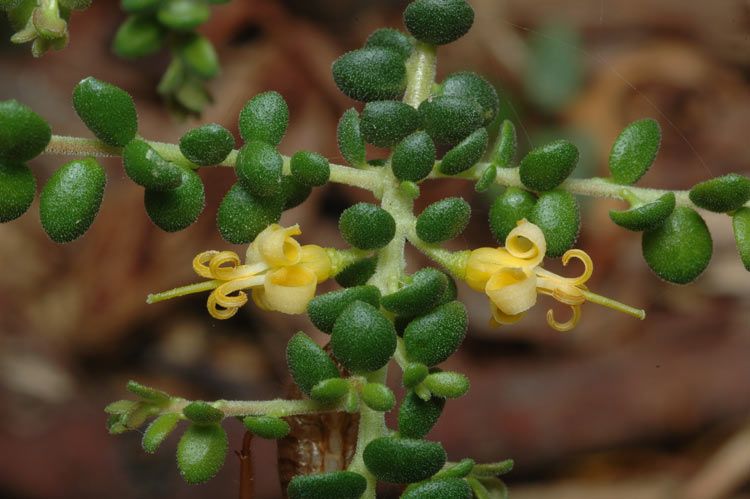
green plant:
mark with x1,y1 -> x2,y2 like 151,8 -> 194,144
1,0 -> 749,496
1,0 -> 91,56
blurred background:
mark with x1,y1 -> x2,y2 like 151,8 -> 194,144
1,0 -> 750,497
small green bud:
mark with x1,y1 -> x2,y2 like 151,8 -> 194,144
157,0 -> 210,31
475,164 -> 497,192
360,100 -> 421,148
183,401 -> 223,425
431,226 -> 475,262
403,0 -> 474,46
290,151 -> 330,187
236,140 -> 282,197
123,139 -> 183,190
339,202 -> 396,250
121,0 -> 161,14
335,257 -> 378,288
332,47 -> 407,102
286,332 -> 341,396
144,168 -> 205,232
609,118 -> 661,185
362,383 -> 396,412
126,379 -> 170,403
441,71 -> 499,125
642,207 -> 712,284
287,471 -> 367,499
382,268 -> 449,316
423,371 -> 469,398
112,15 -> 165,59
392,130 -> 436,182
72,77 -> 138,147
732,208 -> 750,271
280,175 -> 311,210
520,139 -> 578,192
434,458 -> 475,479
0,160 -> 35,222
402,478 -> 473,499
365,28 -> 413,60
242,415 -> 290,439
0,99 -> 51,162
216,183 -> 282,244
530,190 -> 580,257
179,123 -> 234,166
178,34 -> 219,79
176,424 -> 228,484
307,285 -> 381,334
419,96 -> 483,146
438,127 -> 489,175
40,157 -> 106,242
689,173 -> 750,213
238,91 -> 289,146
609,192 -> 675,232
403,362 -> 429,388
310,378 -> 350,403
492,119 -> 517,167
403,301 -> 467,366
398,391 -> 444,439
400,180 -> 421,199
489,187 -> 536,243
337,108 -> 367,167
363,436 -> 447,483
331,301 -> 397,373
142,413 -> 181,454
106,414 -> 129,434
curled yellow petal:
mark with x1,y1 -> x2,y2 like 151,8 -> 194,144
490,303 -> 525,326
249,224 -> 302,267
560,249 -> 593,286
300,244 -> 332,282
485,267 -> 537,316
261,265 -> 317,314
207,292 -> 240,320
465,247 -> 507,291
505,219 -> 546,268
546,305 -> 581,332
536,276 -> 586,306
193,251 -> 221,279
213,275 -> 265,309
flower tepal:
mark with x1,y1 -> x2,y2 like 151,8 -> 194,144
148,224 -> 331,319
464,219 -> 644,331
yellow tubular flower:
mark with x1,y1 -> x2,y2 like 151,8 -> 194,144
465,219 -> 645,332
147,224 -> 331,320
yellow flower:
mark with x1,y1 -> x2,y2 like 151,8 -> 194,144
465,219 -> 643,331
148,224 -> 331,320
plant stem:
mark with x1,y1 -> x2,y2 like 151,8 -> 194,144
582,289 -> 646,320
146,280 -> 220,304
212,398 -> 345,417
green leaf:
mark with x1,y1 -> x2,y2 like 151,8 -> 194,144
438,127 -> 489,175
112,15 -> 165,59
338,202 -> 396,250
183,401 -> 223,425
398,390 -> 444,439
334,257 -> 378,288
332,47 -> 407,102
336,109 -> 367,167
419,95 -> 483,146
360,100 -> 421,148
642,207 -> 712,284
126,380 -> 171,404
489,187 -> 536,243
491,120 -> 517,168
40,157 -> 106,243
310,378 -> 350,403
242,415 -> 291,439
733,208 -> 750,271
416,197 -> 471,243
123,139 -> 183,190
475,164 -> 497,192
402,477 -> 473,499
0,160 -> 35,222
176,424 -> 228,484
423,371 -> 470,399
236,141 -> 282,197
609,118 -> 661,185
216,183 -> 282,244
382,268 -> 449,316
365,28 -> 413,60
142,413 -> 181,454
331,301 -> 397,373
363,436 -> 446,483
144,168 -> 205,232
609,192 -> 675,232
72,77 -> 138,147
519,139 -> 578,191
434,458 -> 475,479
441,71 -> 499,125
286,332 -> 341,396
178,34 -> 219,79
530,189 -> 580,257
403,301 -> 467,366
402,362 -> 429,389
280,175 -> 311,210
179,123 -> 234,166
0,99 -> 51,162
290,150 -> 330,187
392,130 -> 437,182
362,382 -> 396,412
287,471 -> 368,499
307,285 -> 381,334
403,0 -> 474,46
238,91 -> 289,146
104,399 -> 137,415
689,173 -> 750,213
157,0 -> 210,31
471,459 -> 514,477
